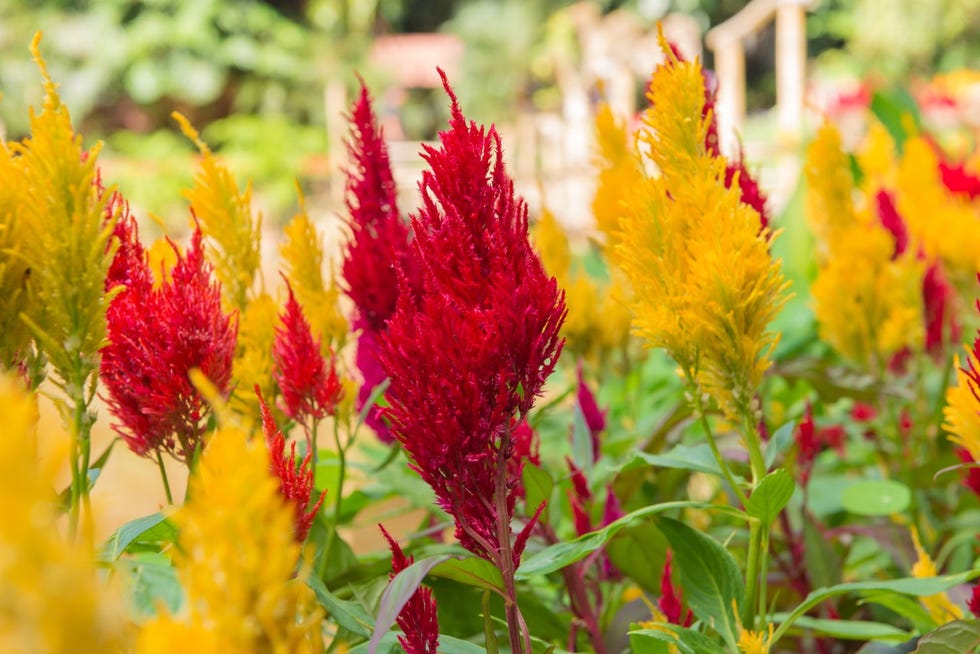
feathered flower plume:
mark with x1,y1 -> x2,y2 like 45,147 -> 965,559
101,219 -> 237,462
378,72 -> 566,564
341,81 -> 420,441
614,30 -> 788,422
379,526 -> 440,654
259,388 -> 326,542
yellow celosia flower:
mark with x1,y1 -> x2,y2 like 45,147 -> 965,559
0,374 -> 131,653
174,112 -> 262,311
0,141 -> 31,369
737,623 -> 773,654
810,223 -> 924,369
805,123 -> 864,260
592,102 -> 644,251
280,201 -> 348,353
230,292 -> 279,421
532,207 -> 633,363
614,32 -> 788,420
856,120 -> 896,191
146,236 -> 180,288
11,34 -> 118,385
141,426 -> 323,653
910,527 -> 964,626
944,354 -> 980,461
896,137 -> 980,282
806,122 -> 924,369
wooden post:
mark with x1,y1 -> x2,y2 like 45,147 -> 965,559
776,2 -> 807,139
714,39 -> 745,158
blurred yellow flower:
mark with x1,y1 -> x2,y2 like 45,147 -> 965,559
0,140 -> 31,369
856,120 -> 897,191
910,527 -> 963,626
0,374 -> 131,653
532,207 -> 632,364
896,137 -> 980,283
806,122 -> 924,369
280,202 -> 349,354
737,624 -> 773,654
141,426 -> 323,653
230,292 -> 280,421
614,33 -> 787,420
593,102 -> 644,252
174,112 -> 262,311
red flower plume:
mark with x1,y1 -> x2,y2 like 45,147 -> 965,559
273,279 -> 343,425
258,387 -> 325,542
101,217 -> 237,462
380,525 -> 440,654
377,72 -> 566,564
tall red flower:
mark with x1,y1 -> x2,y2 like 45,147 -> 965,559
659,550 -> 694,627
273,279 -> 343,425
341,81 -> 421,442
377,72 -> 566,565
380,525 -> 440,654
101,218 -> 237,462
258,387 -> 325,542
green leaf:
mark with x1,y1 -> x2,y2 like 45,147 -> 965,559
522,463 -> 553,526
913,620 -> 980,653
438,635 -> 488,654
116,553 -> 182,617
633,444 -> 733,479
656,517 -> 744,648
306,574 -> 374,639
630,625 -> 727,654
430,557 -> 506,596
606,522 -> 668,593
842,479 -> 911,516
517,501 -> 743,579
746,469 -> 795,526
869,87 -> 921,154
860,591 -> 936,634
772,613 -> 910,641
765,420 -> 797,470
369,555 -> 453,653
803,517 -> 842,589
771,572 -> 980,645
98,512 -> 175,562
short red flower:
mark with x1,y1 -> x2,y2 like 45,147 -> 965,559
101,217 -> 237,462
659,550 -> 694,627
273,279 -> 343,425
258,388 -> 325,542
380,525 -> 440,654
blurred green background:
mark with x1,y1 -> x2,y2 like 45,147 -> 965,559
1,0 -> 978,227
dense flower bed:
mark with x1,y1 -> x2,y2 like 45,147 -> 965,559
4,29 -> 980,654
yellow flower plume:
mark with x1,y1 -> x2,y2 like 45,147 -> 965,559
0,139 -> 32,369
280,194 -> 349,353
229,292 -> 280,421
614,32 -> 788,420
174,112 -> 262,311
910,527 -> 964,626
944,354 -> 980,462
0,374 -> 131,653
592,103 -> 644,251
140,426 -> 323,653
11,33 -> 119,385
806,123 -> 924,369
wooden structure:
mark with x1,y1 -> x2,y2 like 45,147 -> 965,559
706,0 -> 815,156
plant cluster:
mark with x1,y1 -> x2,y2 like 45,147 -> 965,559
6,27 -> 980,654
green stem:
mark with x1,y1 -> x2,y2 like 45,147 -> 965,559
691,390 -> 749,508
67,367 -> 93,542
741,414 -> 769,629
744,521 -> 762,627
156,450 -> 173,505
320,418 -> 344,580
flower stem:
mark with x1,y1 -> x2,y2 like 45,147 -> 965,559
493,429 -> 530,654
320,418 -> 345,579
690,388 -> 748,508
156,450 -> 173,505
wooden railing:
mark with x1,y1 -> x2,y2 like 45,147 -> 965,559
705,0 -> 815,156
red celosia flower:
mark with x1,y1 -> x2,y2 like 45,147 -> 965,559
379,525 -> 440,654
101,218 -> 237,462
955,449 -> 980,498
939,157 -> 980,200
659,550 -> 694,627
795,403 -> 820,486
341,81 -> 422,443
509,418 -> 540,500
258,387 -> 325,542
566,457 -> 592,502
273,279 -> 343,425
576,363 -> 606,460
377,72 -> 566,565
569,491 -> 593,537
969,581 -> 980,618
876,190 -> 909,258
